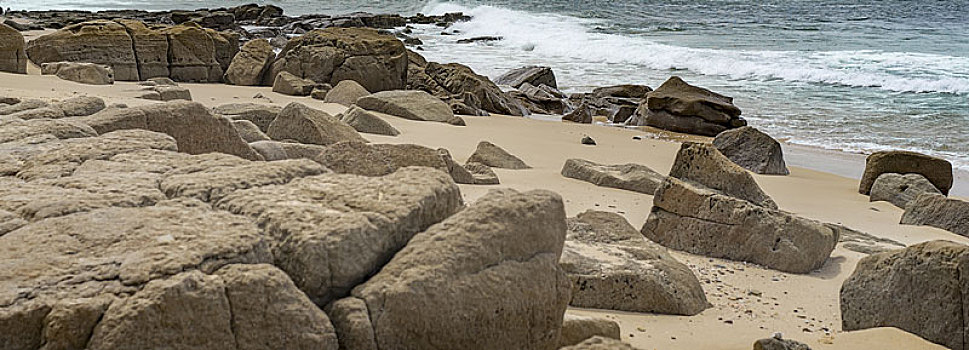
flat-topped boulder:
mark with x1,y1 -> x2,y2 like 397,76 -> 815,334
329,189 -> 570,350
629,76 -> 744,136
266,102 -> 366,146
0,22 -> 27,74
340,106 -> 400,136
26,20 -> 139,80
224,38 -> 274,86
562,211 -> 709,315
467,141 -> 531,169
713,126 -> 789,175
323,80 -> 371,106
355,90 -> 454,123
870,173 -> 941,209
859,150 -> 953,195
561,159 -> 665,195
496,66 -> 557,89
900,193 -> 969,237
841,240 -> 969,350
266,28 -> 407,92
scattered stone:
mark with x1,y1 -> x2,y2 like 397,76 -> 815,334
859,150 -> 953,195
329,189 -> 570,350
464,162 -> 500,185
581,136 -> 596,145
629,76 -> 744,136
40,62 -> 115,85
340,106 -> 400,136
870,173 -> 941,209
713,126 -> 789,175
496,65 -> 557,89
900,193 -> 969,237
266,102 -> 366,146
0,22 -> 27,74
562,211 -> 710,315
466,141 -> 530,169
561,159 -> 665,195
559,314 -> 621,348
214,103 -> 280,132
841,240 -> 969,350
323,80 -> 372,106
355,90 -> 454,123
272,71 -> 316,96
224,38 -> 274,86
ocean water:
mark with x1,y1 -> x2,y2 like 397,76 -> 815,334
4,0 -> 969,170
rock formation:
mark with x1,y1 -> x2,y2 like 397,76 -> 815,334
629,76 -> 744,136
859,150 -> 953,195
713,126 -> 789,175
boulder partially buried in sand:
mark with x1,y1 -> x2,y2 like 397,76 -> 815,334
467,141 -> 531,169
40,62 -> 115,85
0,22 -> 27,74
340,106 -> 400,136
713,126 -> 789,175
562,211 -> 710,315
266,102 -> 366,146
629,76 -> 744,136
859,150 -> 952,196
328,189 -> 571,350
272,71 -> 317,96
870,173 -> 941,209
312,141 -> 475,184
214,102 -> 281,132
558,314 -> 621,348
900,193 -> 969,237
841,240 -> 969,350
355,90 -> 455,123
561,159 -> 665,195
324,80 -> 372,106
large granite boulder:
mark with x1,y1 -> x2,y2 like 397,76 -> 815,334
313,141 -> 473,184
216,167 -> 464,305
859,150 -> 953,195
214,103 -> 280,132
225,38 -> 275,86
266,102 -> 367,146
559,314 -> 621,348
40,62 -> 115,85
323,80 -> 371,106
407,59 -> 526,116
670,142 -> 776,209
642,176 -> 839,273
328,189 -> 571,350
713,126 -> 789,175
26,20 -> 139,80
561,159 -> 665,195
266,28 -> 407,92
0,22 -> 27,74
272,71 -> 316,96
870,173 -> 942,209
496,66 -> 557,89
629,76 -> 744,136
340,106 -> 400,136
900,193 -> 969,237
562,211 -> 710,315
841,240 -> 969,350
467,141 -> 531,169
355,90 -> 454,123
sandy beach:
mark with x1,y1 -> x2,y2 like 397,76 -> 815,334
1,68 -> 964,349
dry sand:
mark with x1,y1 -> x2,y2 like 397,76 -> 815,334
1,71 -> 964,350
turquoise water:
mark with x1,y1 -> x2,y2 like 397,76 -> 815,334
4,0 -> 969,170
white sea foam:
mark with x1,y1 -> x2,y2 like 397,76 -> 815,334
423,2 -> 969,95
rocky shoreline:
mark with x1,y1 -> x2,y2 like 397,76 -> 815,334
1,4 -> 968,350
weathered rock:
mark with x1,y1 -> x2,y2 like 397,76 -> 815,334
248,141 -> 327,162
326,297 -> 377,350
870,173 -> 941,209
267,28 -> 407,92
323,80 -> 371,106
670,142 -> 776,208
900,193 -> 969,237
408,61 -> 526,116
859,150 -> 953,195
753,336 -> 812,350
713,126 -> 789,175
0,170 -> 166,221
53,96 -> 106,117
559,336 -> 641,350
465,162 -> 500,185
266,102 -> 367,146
224,38 -> 275,86
631,76 -> 744,136
561,159 -> 665,195
216,167 -> 463,305
310,84 -> 333,100
272,71 -> 316,96
563,103 -> 593,123
496,66 -> 557,89
232,119 -> 271,142
160,23 -> 225,82
40,62 -> 115,85
336,189 -> 571,350
0,23 -> 27,74
467,141 -> 531,169
0,99 -> 48,116
559,314 -> 621,349
447,115 -> 466,126
581,136 -> 596,145
7,107 -> 65,120
161,159 -> 327,202
841,240 -> 969,350
592,85 -> 652,99
0,118 -> 96,143
313,141 -> 466,181
355,90 -> 454,123
340,106 -> 400,136
642,177 -> 839,273
562,211 -> 710,315
12,130 -> 179,181
214,103 -> 280,132
116,19 -> 170,80
26,20 -> 139,80
438,148 -> 475,185
138,85 -> 193,101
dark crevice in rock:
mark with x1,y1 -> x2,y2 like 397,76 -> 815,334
116,20 -> 143,81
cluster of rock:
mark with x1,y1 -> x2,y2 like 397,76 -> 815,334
641,143 -> 839,273
627,76 -> 745,136
498,66 -> 575,116
568,84 -> 653,124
